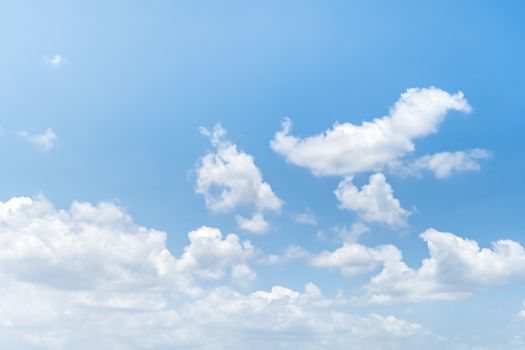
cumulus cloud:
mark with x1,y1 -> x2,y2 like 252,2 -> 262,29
334,173 -> 411,227
0,195 -> 425,350
235,213 -> 269,233
19,128 -> 58,150
311,242 -> 401,278
271,87 -> 471,177
196,124 -> 282,232
176,226 -> 254,280
393,148 -> 492,179
365,228 -> 525,303
0,196 -> 258,298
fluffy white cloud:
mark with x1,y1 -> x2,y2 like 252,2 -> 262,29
0,196 -> 258,298
19,128 -> 58,150
196,124 -> 282,232
393,148 -> 492,179
334,173 -> 411,226
365,228 -> 525,303
311,242 -> 401,278
271,87 -> 471,176
176,226 -> 254,280
235,213 -> 269,233
42,54 -> 66,67
0,195 -> 426,350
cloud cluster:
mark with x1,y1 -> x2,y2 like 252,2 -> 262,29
270,87 -> 485,227
179,284 -> 424,349
366,228 -> 525,303
0,195 -> 425,350
313,227 -> 525,303
196,124 -> 282,233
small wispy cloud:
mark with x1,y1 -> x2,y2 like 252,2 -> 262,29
19,128 -> 58,150
42,54 -> 66,67
293,208 -> 318,225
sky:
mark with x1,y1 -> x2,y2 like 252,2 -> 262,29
0,1 -> 524,349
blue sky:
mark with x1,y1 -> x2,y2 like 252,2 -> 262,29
0,1 -> 524,349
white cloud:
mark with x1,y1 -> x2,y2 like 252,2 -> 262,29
393,149 -> 492,179
42,54 -> 66,67
271,87 -> 471,177
311,242 -> 401,278
19,128 -> 58,150
293,208 -> 318,225
365,228 -> 525,303
231,264 -> 257,287
0,195 -> 426,350
176,226 -> 254,280
334,173 -> 411,227
179,284 -> 424,349
235,213 -> 269,233
0,196 -> 198,297
196,124 -> 282,232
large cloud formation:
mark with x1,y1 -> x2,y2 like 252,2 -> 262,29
311,227 -> 525,303
271,87 -> 472,176
0,195 -> 424,350
365,228 -> 525,303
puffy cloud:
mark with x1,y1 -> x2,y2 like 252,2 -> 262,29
334,173 -> 411,227
393,149 -> 492,179
42,54 -> 66,67
235,213 -> 269,233
196,124 -> 282,232
311,242 -> 401,278
0,195 -> 427,349
365,228 -> 525,303
0,196 -> 188,294
271,87 -> 471,177
176,226 -> 254,280
19,128 -> 58,150
0,196 -> 257,298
